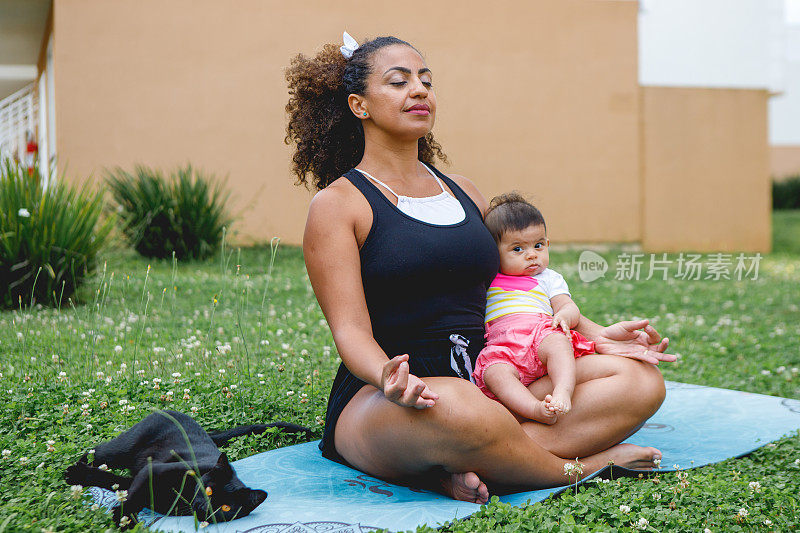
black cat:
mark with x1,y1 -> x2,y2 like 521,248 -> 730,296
65,409 -> 312,528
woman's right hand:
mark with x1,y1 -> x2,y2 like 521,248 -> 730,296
381,354 -> 439,409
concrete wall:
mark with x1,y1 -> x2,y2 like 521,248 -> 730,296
50,0 -> 772,252
52,0 -> 641,246
771,145 -> 800,179
640,86 -> 770,252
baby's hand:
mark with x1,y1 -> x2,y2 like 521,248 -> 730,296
551,312 -> 571,335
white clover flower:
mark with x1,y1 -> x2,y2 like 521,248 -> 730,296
619,505 -> 631,514
118,399 -> 128,406
16,332 -> 23,341
17,208 -> 30,218
635,517 -> 649,530
70,484 -> 83,498
114,345 -> 123,353
737,508 -> 748,518
761,370 -> 771,376
749,481 -> 761,492
98,464 -> 109,471
190,406 -> 199,414
653,457 -> 661,468
286,390 -> 294,396
172,372 -> 181,378
1,449 -> 11,458
199,521 -> 209,528
111,483 -> 119,490
115,489 -> 128,502
119,516 -> 130,527
764,519 -> 772,526
218,368 -> 226,374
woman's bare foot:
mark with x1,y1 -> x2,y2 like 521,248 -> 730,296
441,471 -> 489,504
605,443 -> 662,470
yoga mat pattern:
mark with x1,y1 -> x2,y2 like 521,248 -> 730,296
88,381 -> 800,532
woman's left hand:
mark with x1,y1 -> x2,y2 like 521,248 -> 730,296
594,319 -> 677,365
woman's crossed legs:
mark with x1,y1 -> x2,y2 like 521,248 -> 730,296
334,354 -> 665,503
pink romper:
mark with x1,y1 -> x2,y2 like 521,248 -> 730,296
473,271 -> 596,399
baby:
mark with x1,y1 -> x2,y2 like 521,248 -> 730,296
473,193 -> 596,424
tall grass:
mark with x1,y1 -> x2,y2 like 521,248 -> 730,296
106,164 -> 232,260
0,158 -> 113,308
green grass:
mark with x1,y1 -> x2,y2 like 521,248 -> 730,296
773,210 -> 800,256
0,214 -> 799,531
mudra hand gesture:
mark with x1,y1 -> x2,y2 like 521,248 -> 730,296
594,319 -> 677,365
381,354 -> 439,409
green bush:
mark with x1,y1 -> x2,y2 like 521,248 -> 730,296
772,175 -> 800,209
0,158 -> 112,308
106,164 -> 232,260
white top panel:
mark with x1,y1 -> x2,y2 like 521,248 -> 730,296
639,0 -> 784,91
769,25 -> 800,144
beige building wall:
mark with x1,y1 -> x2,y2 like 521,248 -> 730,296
770,145 -> 800,180
640,86 -> 770,252
51,0 -> 641,246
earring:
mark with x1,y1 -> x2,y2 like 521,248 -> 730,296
363,112 -> 367,116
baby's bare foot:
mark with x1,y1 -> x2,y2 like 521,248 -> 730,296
606,443 -> 663,470
543,393 -> 568,416
531,396 -> 559,425
549,389 -> 572,415
441,472 -> 489,504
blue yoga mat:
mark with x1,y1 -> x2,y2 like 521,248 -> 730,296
88,381 -> 800,532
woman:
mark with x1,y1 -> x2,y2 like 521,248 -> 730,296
285,34 -> 676,504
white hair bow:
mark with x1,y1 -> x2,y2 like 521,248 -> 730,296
340,31 -> 359,59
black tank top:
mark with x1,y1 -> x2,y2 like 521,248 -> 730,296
319,165 -> 499,463
345,165 -> 500,349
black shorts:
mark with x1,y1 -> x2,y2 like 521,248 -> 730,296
319,329 -> 486,466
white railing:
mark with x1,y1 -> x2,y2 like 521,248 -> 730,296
0,83 -> 38,165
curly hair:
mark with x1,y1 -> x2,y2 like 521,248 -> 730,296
284,36 -> 448,191
484,192 -> 547,243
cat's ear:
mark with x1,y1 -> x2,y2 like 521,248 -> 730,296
247,489 -> 268,509
215,453 -> 233,475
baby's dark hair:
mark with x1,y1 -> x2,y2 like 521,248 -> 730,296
284,35 -> 448,190
484,192 -> 546,243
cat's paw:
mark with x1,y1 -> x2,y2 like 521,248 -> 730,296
64,461 -> 92,485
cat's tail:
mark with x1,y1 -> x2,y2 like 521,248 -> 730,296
208,422 -> 313,447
